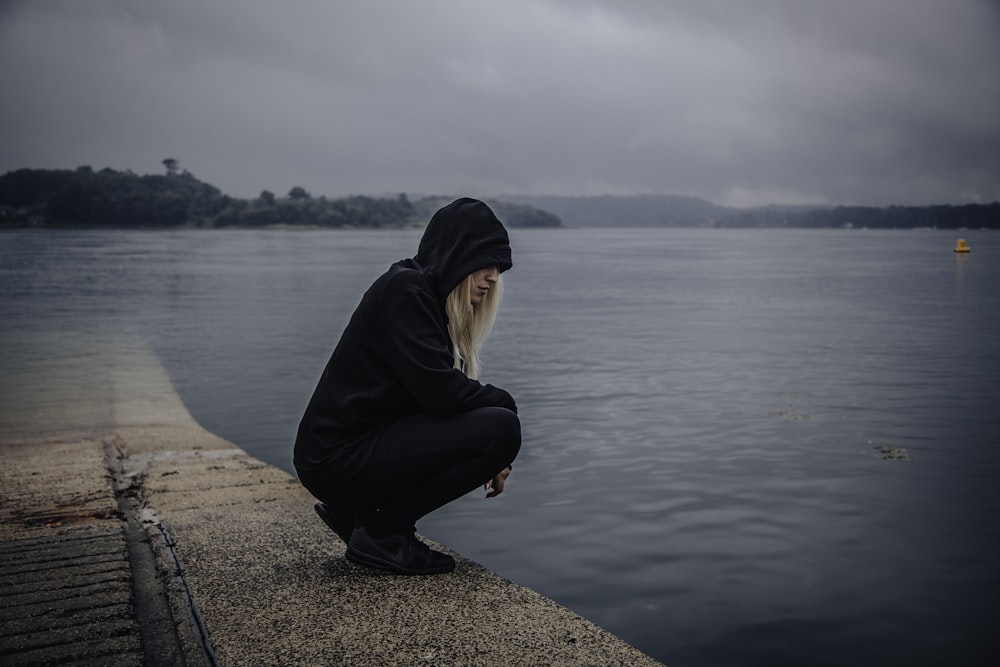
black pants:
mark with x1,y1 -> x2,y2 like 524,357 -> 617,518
300,407 -> 520,534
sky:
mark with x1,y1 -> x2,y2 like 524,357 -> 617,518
2,0 -> 998,208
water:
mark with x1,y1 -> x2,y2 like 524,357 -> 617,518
2,227 -> 998,666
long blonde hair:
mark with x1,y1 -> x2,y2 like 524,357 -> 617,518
445,274 -> 503,380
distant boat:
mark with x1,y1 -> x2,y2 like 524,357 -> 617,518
953,238 -> 971,253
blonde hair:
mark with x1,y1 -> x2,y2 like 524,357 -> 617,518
445,273 -> 503,380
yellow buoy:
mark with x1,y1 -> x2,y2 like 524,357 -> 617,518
953,238 -> 971,253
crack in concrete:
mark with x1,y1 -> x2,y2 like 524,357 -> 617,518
105,440 -> 190,667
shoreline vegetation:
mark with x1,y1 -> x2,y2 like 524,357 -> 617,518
1,165 -> 997,230
0,166 -> 561,230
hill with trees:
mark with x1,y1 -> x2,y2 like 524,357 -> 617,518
0,166 -> 562,229
495,194 -> 736,227
494,194 -> 998,229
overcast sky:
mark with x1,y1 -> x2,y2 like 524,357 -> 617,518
2,0 -> 998,207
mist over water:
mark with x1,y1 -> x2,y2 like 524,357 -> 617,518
2,227 -> 998,666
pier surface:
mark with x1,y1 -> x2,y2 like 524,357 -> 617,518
0,334 -> 663,666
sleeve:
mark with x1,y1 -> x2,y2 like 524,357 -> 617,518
380,276 -> 517,416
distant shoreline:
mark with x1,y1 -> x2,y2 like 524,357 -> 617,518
0,167 -> 562,230
3,167 -> 997,230
1,222 -> 993,233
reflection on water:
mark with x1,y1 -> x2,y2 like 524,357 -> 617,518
2,228 -> 999,666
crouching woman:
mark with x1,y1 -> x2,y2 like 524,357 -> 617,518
294,198 -> 521,575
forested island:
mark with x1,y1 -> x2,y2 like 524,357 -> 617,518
1,165 -> 996,230
0,166 -> 562,229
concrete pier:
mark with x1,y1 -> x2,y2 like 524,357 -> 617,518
0,334 -> 664,666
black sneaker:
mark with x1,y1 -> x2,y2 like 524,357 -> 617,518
346,526 -> 455,575
314,502 -> 354,545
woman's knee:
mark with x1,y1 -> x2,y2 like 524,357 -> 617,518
477,406 -> 521,461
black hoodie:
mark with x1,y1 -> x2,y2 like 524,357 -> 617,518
293,198 -> 516,475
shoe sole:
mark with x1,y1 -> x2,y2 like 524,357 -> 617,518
345,546 -> 455,575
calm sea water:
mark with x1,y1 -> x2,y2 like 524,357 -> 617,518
2,227 -> 998,666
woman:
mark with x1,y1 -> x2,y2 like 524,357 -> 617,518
294,198 -> 521,575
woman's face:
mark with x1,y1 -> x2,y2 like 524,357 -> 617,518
469,266 -> 499,305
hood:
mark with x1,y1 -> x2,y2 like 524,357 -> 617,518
414,198 -> 513,302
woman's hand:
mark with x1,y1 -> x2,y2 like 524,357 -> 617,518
484,466 -> 512,498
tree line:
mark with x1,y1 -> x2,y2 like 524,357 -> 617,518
716,203 -> 1000,230
0,166 -> 562,229
6,165 -> 991,230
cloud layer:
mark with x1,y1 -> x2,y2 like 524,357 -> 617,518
2,0 -> 998,206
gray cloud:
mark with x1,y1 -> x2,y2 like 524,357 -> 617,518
2,0 -> 998,206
